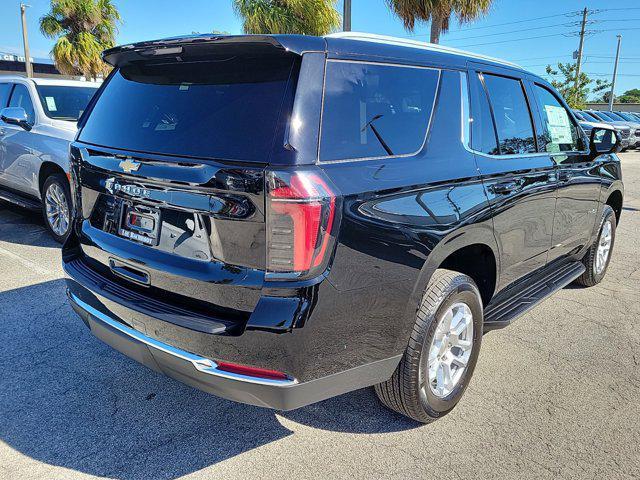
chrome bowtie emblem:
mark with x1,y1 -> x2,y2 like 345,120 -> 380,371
119,158 -> 141,174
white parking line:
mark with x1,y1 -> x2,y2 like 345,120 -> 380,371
0,245 -> 52,276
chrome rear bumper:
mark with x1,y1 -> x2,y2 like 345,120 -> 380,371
66,283 -> 401,410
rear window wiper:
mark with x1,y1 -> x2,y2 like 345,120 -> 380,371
362,114 -> 394,156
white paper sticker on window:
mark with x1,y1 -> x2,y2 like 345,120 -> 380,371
544,105 -> 572,144
45,96 -> 57,112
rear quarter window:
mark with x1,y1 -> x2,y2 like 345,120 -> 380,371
319,61 -> 440,162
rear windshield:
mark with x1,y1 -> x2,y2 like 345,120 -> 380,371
78,55 -> 296,162
36,85 -> 97,121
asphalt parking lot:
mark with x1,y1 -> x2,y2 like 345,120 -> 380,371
1,153 -> 639,480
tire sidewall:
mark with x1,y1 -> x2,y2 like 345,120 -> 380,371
592,206 -> 616,283
419,281 -> 483,416
42,174 -> 72,243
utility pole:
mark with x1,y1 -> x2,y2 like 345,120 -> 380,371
573,7 -> 588,105
343,0 -> 352,32
20,3 -> 33,78
608,35 -> 622,111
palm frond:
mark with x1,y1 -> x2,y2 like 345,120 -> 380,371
40,0 -> 121,79
387,0 -> 493,37
234,0 -> 340,35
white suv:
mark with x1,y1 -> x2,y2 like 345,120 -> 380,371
0,76 -> 99,242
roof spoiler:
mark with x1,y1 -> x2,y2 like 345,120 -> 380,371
102,34 -> 325,68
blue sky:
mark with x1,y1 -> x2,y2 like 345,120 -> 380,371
1,0 -> 639,98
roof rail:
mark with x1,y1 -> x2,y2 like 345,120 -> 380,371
326,32 -> 522,69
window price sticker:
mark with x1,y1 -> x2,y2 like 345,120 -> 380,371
544,105 -> 573,144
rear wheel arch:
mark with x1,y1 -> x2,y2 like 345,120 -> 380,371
439,244 -> 497,307
605,189 -> 623,224
395,228 -> 499,355
38,161 -> 67,197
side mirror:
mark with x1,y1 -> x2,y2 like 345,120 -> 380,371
589,126 -> 621,157
0,107 -> 31,131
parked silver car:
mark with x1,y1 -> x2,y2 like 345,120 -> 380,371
587,110 -> 639,150
0,76 -> 99,242
614,111 -> 640,147
575,110 -> 631,151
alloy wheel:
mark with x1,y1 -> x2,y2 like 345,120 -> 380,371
45,182 -> 70,237
426,302 -> 474,398
594,219 -> 612,275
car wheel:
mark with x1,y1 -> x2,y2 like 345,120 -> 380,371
42,173 -> 72,244
375,269 -> 483,423
575,205 -> 616,287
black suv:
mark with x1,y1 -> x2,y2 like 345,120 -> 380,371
64,33 -> 624,423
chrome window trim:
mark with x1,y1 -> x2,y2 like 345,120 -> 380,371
69,292 -> 298,386
462,70 -> 551,160
460,71 -> 471,148
317,59 -> 441,165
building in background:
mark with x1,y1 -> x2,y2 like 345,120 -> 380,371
0,51 -> 84,80
585,102 -> 640,113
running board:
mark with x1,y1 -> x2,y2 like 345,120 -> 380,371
483,261 -> 585,332
0,187 -> 41,211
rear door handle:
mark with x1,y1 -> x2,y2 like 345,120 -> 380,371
491,180 -> 520,194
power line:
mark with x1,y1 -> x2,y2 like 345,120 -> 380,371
452,27 -> 640,49
441,22 -> 574,43
583,27 -> 640,35
591,7 -> 640,13
404,10 -> 580,37
521,61 -> 640,68
453,32 -> 572,48
514,55 -> 573,61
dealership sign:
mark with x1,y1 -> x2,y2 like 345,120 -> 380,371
1,53 -> 35,63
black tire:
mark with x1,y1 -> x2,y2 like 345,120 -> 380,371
41,173 -> 72,244
375,269 -> 483,423
575,205 -> 616,287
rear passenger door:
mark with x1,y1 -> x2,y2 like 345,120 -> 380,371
468,67 -> 557,289
529,82 -> 600,263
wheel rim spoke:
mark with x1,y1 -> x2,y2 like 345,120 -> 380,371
45,183 -> 70,236
594,219 -> 613,275
426,302 -> 474,398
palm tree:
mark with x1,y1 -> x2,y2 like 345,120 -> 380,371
386,0 -> 493,44
233,0 -> 340,36
40,0 -> 121,80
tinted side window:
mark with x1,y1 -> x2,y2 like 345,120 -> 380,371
8,84 -> 35,124
482,74 -> 536,155
0,83 -> 12,108
320,61 -> 440,162
469,73 -> 498,155
533,84 -> 581,153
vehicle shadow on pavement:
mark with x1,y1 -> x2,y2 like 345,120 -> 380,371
0,279 -> 418,480
0,202 -> 57,249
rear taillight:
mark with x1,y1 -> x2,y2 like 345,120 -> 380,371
266,169 -> 338,279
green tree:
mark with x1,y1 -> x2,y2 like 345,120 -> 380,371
545,62 -> 610,109
233,0 -> 340,35
618,88 -> 640,104
386,0 -> 493,44
40,0 -> 121,80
